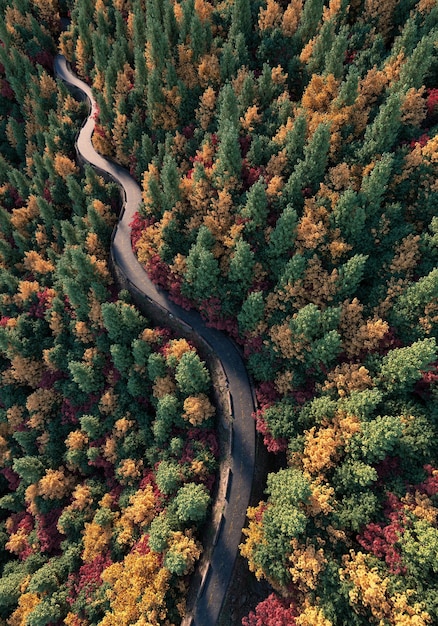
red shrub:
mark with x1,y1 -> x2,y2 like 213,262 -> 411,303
242,593 -> 296,626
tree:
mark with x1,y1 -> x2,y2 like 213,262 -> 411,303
213,120 -> 242,184
378,338 -> 437,394
181,237 -> 220,301
175,351 -> 210,395
359,92 -> 401,162
230,0 -> 252,45
238,290 -> 265,334
331,189 -> 366,247
172,483 -> 210,523
283,123 -> 331,208
242,594 -> 297,626
252,469 -> 311,586
153,393 -> 180,444
242,179 -> 268,234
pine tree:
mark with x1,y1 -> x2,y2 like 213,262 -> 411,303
359,92 -> 401,162
242,179 -> 268,234
213,120 -> 242,185
228,237 -> 255,301
283,122 -> 331,208
230,0 -> 252,45
238,291 -> 265,334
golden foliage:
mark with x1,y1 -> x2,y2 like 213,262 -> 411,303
167,530 -> 202,574
100,548 -> 170,626
286,255 -> 339,309
116,484 -> 156,545
388,233 -> 421,275
26,388 -> 59,428
299,38 -> 316,64
99,388 -> 119,415
358,67 -> 388,107
305,479 -> 335,516
402,490 -> 438,525
74,320 -> 94,343
282,0 -> 303,36
328,163 -> 353,191
339,298 -> 389,358
364,0 -> 397,41
239,502 -> 267,581
15,281 -> 40,305
198,53 -> 221,87
195,0 -> 214,21
38,467 -> 74,500
266,175 -> 284,198
6,405 -> 25,430
296,412 -> 361,475
165,338 -> 193,361
71,484 -> 93,511
183,394 -> 215,425
289,537 -> 327,592
113,417 -> 134,437
5,355 -> 45,387
10,195 -> 40,233
54,153 -> 78,178
271,66 -> 288,86
322,0 -> 342,22
112,112 -> 130,166
153,375 -> 177,399
82,519 -> 113,563
321,363 -> 373,398
92,126 -> 114,157
258,0 -> 283,31
177,44 -> 197,89
65,430 -> 89,451
5,527 -> 29,557
266,149 -> 288,178
7,591 -> 40,626
400,87 -> 427,127
295,601 -> 333,626
23,250 -> 55,275
296,200 -> 328,253
274,370 -> 294,395
340,551 -> 431,624
418,0 -> 437,12
240,105 -> 262,132
117,458 -> 144,485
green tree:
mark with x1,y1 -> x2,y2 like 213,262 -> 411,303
153,394 -> 181,444
359,92 -> 401,162
228,238 -> 255,301
378,338 -> 437,394
214,120 -> 242,183
241,179 -> 268,234
175,351 -> 210,395
182,238 -> 220,301
255,469 -> 311,586
238,290 -> 265,334
267,204 -> 298,277
230,0 -> 252,45
172,483 -> 210,523
283,122 -> 331,208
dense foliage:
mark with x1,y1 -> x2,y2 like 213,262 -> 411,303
1,0 -> 438,624
0,1 -> 219,624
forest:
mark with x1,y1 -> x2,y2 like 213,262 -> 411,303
0,0 -> 438,624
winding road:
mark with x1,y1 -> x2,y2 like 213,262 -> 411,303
54,55 -> 256,625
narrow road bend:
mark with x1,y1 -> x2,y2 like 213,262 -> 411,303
54,54 -> 256,626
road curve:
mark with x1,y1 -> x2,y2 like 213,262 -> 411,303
54,54 -> 256,625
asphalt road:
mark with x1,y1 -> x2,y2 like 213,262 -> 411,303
54,54 -> 256,626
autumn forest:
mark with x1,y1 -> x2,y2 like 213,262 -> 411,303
0,0 -> 438,624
